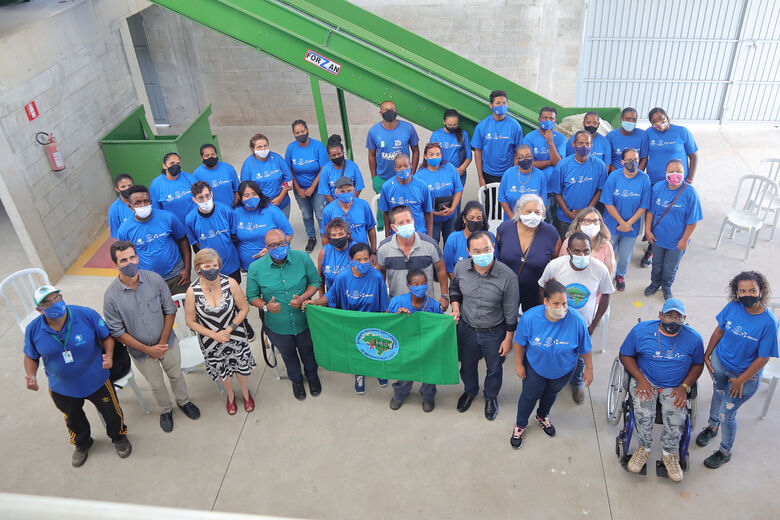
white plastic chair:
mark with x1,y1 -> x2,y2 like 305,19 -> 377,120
760,358 -> 779,419
369,194 -> 386,243
112,369 -> 150,415
714,175 -> 778,260
757,158 -> 780,240
477,182 -> 503,235
0,268 -> 51,333
599,305 -> 611,353
171,293 -> 224,393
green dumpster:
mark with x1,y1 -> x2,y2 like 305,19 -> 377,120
100,105 -> 219,187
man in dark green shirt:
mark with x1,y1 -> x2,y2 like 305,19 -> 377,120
246,229 -> 321,400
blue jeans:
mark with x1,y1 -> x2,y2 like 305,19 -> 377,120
650,243 -> 685,289
612,234 -> 638,278
264,328 -> 319,383
432,216 -> 456,245
294,191 -> 325,238
707,352 -> 761,454
458,322 -> 506,400
516,360 -> 574,428
569,356 -> 585,387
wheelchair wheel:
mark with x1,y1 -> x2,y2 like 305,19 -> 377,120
606,357 -> 627,425
689,393 -> 698,428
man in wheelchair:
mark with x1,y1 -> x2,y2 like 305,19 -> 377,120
618,298 -> 704,482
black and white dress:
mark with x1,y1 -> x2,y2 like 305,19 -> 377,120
192,275 -> 256,380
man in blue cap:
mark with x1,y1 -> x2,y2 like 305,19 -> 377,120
618,298 -> 704,482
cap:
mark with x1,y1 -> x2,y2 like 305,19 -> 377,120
662,298 -> 685,315
334,176 -> 354,189
33,285 -> 60,306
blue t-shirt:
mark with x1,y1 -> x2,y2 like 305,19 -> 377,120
388,292 -> 443,314
185,202 -> 240,275
321,242 -> 354,289
606,128 -> 650,169
715,301 -> 779,374
523,128 -> 566,189
646,124 -> 698,184
232,204 -> 294,270
619,320 -> 704,388
430,127 -> 472,168
551,155 -> 608,223
108,197 -> 134,238
378,177 -> 433,233
498,166 -> 548,219
24,305 -> 111,398
649,182 -> 703,250
284,138 -> 329,189
240,152 -> 293,208
566,133 -> 612,165
470,115 -> 524,176
414,163 -> 464,223
318,160 -> 365,197
515,305 -> 592,379
326,267 -> 389,312
365,120 -> 420,180
117,209 -> 186,278
442,230 -> 495,273
149,172 -> 196,224
193,161 -> 240,207
321,198 -> 376,245
599,169 -> 651,237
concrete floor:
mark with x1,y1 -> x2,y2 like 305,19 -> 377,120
1,123 -> 779,519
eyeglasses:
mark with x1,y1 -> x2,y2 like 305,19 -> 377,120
39,293 -> 62,309
266,240 -> 288,249
582,218 -> 601,225
661,314 -> 685,324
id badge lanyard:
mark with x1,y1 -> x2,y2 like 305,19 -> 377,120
49,320 -> 73,363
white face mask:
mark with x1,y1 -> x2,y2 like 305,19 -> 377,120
520,213 -> 543,228
546,304 -> 567,320
255,149 -> 270,159
581,223 -> 600,238
197,199 -> 214,212
134,205 -> 152,219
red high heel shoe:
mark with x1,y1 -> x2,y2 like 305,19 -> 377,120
244,391 -> 255,413
226,396 -> 237,415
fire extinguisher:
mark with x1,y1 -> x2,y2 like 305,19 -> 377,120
35,132 -> 65,171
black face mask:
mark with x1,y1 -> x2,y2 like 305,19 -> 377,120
660,321 -> 683,335
202,157 -> 218,168
332,156 -> 345,166
295,133 -> 309,143
382,110 -> 398,122
738,295 -> 760,308
584,125 -> 599,135
200,268 -> 220,281
330,236 -> 348,249
167,163 -> 182,176
119,188 -> 132,200
446,126 -> 459,132
465,220 -> 483,232
517,158 -> 533,170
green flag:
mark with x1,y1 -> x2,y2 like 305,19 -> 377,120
306,305 -> 459,385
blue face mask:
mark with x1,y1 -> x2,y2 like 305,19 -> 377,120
268,244 -> 289,261
427,157 -> 442,168
42,300 -> 67,319
353,260 -> 371,275
570,254 -> 591,269
539,120 -> 555,131
575,145 -> 591,158
409,284 -> 428,298
336,191 -> 354,204
473,252 -> 493,267
492,104 -> 508,117
624,160 -> 639,173
396,168 -> 412,181
621,120 -> 637,132
395,223 -> 415,239
243,196 -> 260,210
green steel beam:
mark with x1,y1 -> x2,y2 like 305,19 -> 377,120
336,88 -> 353,161
308,75 -> 329,144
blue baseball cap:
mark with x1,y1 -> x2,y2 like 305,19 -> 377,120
662,298 -> 685,315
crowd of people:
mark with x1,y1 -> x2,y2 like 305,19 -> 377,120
23,91 -> 777,483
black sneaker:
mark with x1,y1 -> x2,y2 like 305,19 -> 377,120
305,237 -> 316,252
644,283 -> 661,297
114,437 -> 132,458
640,251 -> 652,268
72,438 -> 93,467
535,415 -> 556,438
616,276 -> 625,292
696,427 -> 718,447
510,425 -> 526,449
160,412 -> 174,433
662,287 -> 673,300
704,450 -> 731,468
422,400 -> 434,413
307,376 -> 322,397
178,402 -> 201,420
292,380 -> 307,400
389,398 -> 403,410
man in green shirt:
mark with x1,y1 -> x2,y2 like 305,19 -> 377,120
246,229 -> 322,400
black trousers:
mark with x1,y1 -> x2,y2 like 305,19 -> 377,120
50,379 -> 128,449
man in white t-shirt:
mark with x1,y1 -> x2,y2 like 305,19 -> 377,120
538,231 -> 614,403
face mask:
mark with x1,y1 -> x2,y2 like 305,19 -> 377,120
119,188 -> 132,200
295,133 -> 309,143
445,126 -> 459,132
546,304 -> 567,320
353,261 -> 372,275
539,120 -> 555,131
409,284 -> 428,298
382,110 -> 397,122
621,121 -> 637,132
465,220 -> 483,232
427,157 -> 442,168
396,168 -> 412,181
269,244 -> 289,261
203,157 -> 218,168
581,223 -> 600,238
624,160 -> 639,173
570,254 -> 591,269
666,172 -> 684,186
200,268 -> 220,281
584,125 -> 599,135
167,163 -> 182,176
336,191 -> 354,204
739,295 -> 760,308
654,119 -> 669,131
243,196 -> 260,210
42,300 -> 67,320
395,223 -> 415,239
517,158 -> 533,170
492,104 -> 508,117
660,321 -> 682,335
332,156 -> 345,166
119,262 -> 140,278
134,205 -> 152,219
330,236 -> 348,249
473,252 -> 493,267
520,213 -> 543,228
198,199 -> 214,212
575,146 -> 591,158
255,149 -> 270,159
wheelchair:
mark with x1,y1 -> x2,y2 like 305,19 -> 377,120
606,356 -> 698,478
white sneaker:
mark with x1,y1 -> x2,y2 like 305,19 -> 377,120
627,447 -> 650,474
662,452 -> 684,482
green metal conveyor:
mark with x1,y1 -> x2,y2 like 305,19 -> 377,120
147,0 -> 620,158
